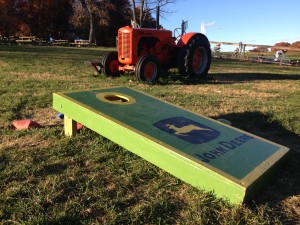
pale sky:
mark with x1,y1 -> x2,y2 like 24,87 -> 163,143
161,0 -> 300,51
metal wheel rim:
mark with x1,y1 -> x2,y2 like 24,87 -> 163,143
144,62 -> 158,81
193,47 -> 208,74
109,60 -> 119,74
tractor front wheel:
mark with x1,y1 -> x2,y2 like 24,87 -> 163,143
135,55 -> 160,83
178,34 -> 211,79
102,51 -> 120,76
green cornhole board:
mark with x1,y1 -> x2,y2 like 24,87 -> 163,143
53,87 -> 289,203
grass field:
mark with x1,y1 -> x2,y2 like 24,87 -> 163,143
0,45 -> 300,224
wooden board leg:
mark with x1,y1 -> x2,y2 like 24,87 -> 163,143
64,115 -> 77,137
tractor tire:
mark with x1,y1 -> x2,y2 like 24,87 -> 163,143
135,54 -> 160,83
102,51 -> 119,76
178,34 -> 211,78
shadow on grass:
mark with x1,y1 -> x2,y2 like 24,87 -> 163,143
214,111 -> 300,222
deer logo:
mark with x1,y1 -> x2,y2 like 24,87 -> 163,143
166,124 -> 212,136
153,116 -> 221,144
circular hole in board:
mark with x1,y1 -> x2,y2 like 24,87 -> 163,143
105,94 -> 129,102
96,92 -> 136,105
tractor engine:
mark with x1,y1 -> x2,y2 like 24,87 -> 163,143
118,26 -> 175,68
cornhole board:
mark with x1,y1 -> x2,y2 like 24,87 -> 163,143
53,87 -> 289,203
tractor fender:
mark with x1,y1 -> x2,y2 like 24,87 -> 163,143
177,32 -> 207,47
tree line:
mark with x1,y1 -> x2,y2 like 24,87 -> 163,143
0,0 -> 175,46
250,41 -> 300,52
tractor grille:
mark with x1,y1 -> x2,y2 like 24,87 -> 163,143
118,31 -> 130,59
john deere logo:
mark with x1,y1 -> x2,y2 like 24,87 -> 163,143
153,117 -> 220,144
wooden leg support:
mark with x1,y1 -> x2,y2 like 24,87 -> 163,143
64,115 -> 77,137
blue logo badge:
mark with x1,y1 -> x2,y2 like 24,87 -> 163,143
153,117 -> 220,144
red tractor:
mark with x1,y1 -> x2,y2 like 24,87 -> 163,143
102,21 -> 211,83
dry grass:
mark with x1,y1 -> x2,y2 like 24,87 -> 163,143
282,196 -> 300,221
0,132 -> 55,150
0,60 -> 9,67
253,81 -> 300,93
24,108 -> 63,126
2,71 -> 78,81
177,85 -> 280,98
0,45 -> 300,224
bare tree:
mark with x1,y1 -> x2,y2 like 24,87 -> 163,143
131,0 -> 137,27
70,0 -> 131,45
70,0 -> 111,44
0,0 -> 17,36
131,0 -> 175,28
85,0 -> 95,43
69,0 -> 89,28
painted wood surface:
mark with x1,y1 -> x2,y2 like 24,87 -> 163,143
53,87 -> 289,203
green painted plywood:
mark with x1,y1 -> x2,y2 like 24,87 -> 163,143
53,87 -> 289,203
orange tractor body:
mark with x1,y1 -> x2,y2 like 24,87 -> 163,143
118,26 -> 174,66
102,24 -> 211,82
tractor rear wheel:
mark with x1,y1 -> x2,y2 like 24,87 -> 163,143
178,34 -> 211,78
135,54 -> 160,83
102,51 -> 119,76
